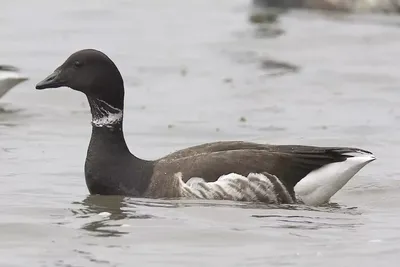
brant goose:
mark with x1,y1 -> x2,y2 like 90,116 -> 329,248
35,49 -> 375,206
0,65 -> 28,99
250,0 -> 400,13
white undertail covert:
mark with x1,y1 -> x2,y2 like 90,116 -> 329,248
294,151 -> 376,206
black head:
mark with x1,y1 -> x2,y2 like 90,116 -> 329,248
36,49 -> 124,108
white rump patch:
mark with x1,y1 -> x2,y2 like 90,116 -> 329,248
178,172 -> 293,204
91,99 -> 123,127
294,153 -> 376,206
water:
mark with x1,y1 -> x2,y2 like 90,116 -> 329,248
1,0 -> 400,266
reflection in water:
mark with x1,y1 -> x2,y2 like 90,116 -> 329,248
249,0 -> 289,24
241,201 -> 359,212
71,195 -> 155,237
0,105 -> 23,115
255,213 -> 363,230
250,202 -> 362,230
253,24 -> 285,39
260,59 -> 300,76
73,195 -> 128,219
248,0 -> 287,39
0,105 -> 36,128
71,195 -> 362,236
227,50 -> 299,77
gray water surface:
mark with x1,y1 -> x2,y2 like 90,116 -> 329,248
1,0 -> 400,266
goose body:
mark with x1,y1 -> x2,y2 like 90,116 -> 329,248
35,49 -> 375,206
251,0 -> 400,13
0,65 -> 28,99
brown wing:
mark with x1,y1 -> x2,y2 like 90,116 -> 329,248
146,145 -> 370,198
159,140 -> 372,160
158,141 -> 272,160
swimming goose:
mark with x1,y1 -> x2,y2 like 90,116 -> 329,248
35,49 -> 375,206
0,65 -> 28,99
251,0 -> 400,13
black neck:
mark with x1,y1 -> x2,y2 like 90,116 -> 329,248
89,124 -> 130,154
84,98 -> 153,196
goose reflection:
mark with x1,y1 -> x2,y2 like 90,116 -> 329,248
250,202 -> 362,231
71,195 -> 154,237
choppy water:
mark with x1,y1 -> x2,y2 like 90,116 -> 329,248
1,0 -> 400,266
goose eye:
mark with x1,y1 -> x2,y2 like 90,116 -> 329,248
74,61 -> 83,68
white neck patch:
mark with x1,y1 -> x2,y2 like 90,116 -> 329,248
91,99 -> 123,128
